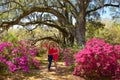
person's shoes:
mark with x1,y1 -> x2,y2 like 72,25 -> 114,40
48,69 -> 51,72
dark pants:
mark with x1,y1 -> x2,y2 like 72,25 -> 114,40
48,55 -> 53,70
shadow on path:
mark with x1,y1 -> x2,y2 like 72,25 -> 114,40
4,60 -> 76,80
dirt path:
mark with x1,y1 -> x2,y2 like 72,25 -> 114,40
3,60 -> 73,80
2,59 -> 85,80
29,62 -> 73,80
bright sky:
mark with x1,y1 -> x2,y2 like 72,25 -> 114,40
100,7 -> 112,20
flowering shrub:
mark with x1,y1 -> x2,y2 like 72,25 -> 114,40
63,48 -> 78,66
73,38 -> 120,80
0,40 -> 39,72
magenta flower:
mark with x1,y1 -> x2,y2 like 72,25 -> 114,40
62,48 -> 75,66
0,40 -> 40,72
6,61 -> 17,72
73,38 -> 120,79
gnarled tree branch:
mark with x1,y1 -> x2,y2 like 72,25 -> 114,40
0,7 -> 68,28
20,21 -> 68,36
86,4 -> 119,14
33,36 -> 60,44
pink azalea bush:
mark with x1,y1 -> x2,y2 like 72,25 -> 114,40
63,48 -> 75,66
0,40 -> 40,72
73,38 -> 120,79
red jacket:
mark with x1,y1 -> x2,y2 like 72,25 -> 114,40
48,48 -> 54,55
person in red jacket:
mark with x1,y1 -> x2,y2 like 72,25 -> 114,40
47,44 -> 54,71
52,44 -> 59,72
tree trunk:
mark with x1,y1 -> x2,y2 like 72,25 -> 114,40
75,16 -> 86,46
75,1 -> 86,46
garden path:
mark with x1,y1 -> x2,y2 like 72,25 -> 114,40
4,60 -> 85,80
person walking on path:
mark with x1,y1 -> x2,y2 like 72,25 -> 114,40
52,44 -> 59,72
47,44 -> 54,71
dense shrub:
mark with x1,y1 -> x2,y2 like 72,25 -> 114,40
63,48 -> 75,66
95,26 -> 120,44
61,47 -> 80,71
0,41 -> 40,72
73,38 -> 120,80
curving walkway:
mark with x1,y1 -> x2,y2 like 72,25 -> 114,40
3,60 -> 85,80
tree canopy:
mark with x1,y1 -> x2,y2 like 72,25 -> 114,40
0,0 -> 120,46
